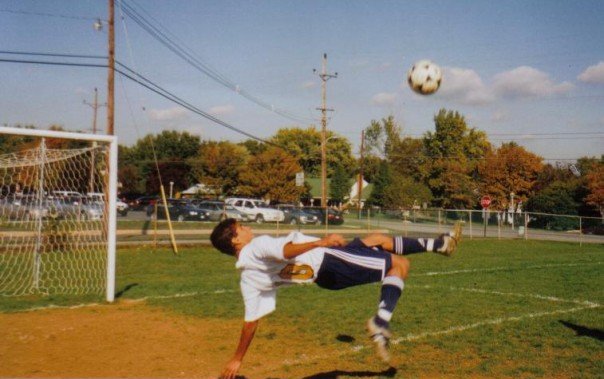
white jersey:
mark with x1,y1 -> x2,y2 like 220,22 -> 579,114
235,232 -> 326,321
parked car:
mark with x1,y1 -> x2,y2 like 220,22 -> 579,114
87,192 -> 129,216
275,205 -> 319,225
193,200 -> 248,222
225,197 -> 285,224
304,207 -> 345,225
154,201 -> 210,222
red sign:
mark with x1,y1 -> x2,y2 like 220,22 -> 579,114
480,196 -> 491,208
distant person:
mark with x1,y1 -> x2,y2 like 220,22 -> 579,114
210,219 -> 462,379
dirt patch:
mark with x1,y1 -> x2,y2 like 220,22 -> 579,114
0,302 -> 390,378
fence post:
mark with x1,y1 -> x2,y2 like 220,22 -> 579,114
524,212 -> 528,240
367,208 -> 371,231
438,209 -> 442,233
468,210 -> 473,240
579,216 -> 582,247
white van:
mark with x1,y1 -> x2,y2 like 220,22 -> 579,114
224,198 -> 284,223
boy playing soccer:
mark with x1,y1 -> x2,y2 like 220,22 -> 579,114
210,219 -> 462,379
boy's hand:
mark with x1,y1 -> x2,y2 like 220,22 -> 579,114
320,233 -> 345,247
220,358 -> 241,379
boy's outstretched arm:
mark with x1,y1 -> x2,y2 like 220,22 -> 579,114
283,233 -> 345,259
220,320 -> 259,379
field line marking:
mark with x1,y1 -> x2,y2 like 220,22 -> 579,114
10,289 -> 237,313
282,286 -> 600,366
411,284 -> 601,307
391,303 -> 598,344
414,261 -> 602,277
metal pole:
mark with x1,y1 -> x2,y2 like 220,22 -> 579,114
579,216 -> 582,247
483,208 -> 487,238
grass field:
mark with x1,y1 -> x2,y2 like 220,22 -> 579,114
1,239 -> 602,378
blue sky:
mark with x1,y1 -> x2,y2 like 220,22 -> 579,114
1,0 -> 603,162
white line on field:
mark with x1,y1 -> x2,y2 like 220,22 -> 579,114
12,289 -> 237,313
282,286 -> 600,366
391,303 -> 598,344
414,261 -> 602,277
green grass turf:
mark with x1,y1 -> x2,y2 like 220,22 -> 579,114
1,239 -> 602,377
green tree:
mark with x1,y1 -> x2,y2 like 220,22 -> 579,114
270,127 -> 355,177
525,182 -> 579,230
367,161 -> 392,207
329,164 -> 350,204
238,147 -> 304,203
120,131 -> 201,194
423,109 -> 491,208
383,175 -> 432,209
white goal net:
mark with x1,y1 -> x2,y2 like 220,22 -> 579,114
0,127 -> 117,301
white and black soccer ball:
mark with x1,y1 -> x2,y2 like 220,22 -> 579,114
407,60 -> 442,95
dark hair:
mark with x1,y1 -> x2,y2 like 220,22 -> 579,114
210,218 -> 239,256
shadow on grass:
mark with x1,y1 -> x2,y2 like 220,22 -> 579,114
115,283 -> 139,299
559,320 -> 604,341
301,367 -> 397,379
336,334 -> 355,343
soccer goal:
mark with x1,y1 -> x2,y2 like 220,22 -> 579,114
0,126 -> 118,302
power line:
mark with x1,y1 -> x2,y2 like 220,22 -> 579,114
0,56 -> 278,146
0,8 -> 98,21
117,0 -> 316,124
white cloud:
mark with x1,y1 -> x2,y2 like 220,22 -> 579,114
493,66 -> 573,97
208,104 -> 235,116
301,81 -> 316,89
578,61 -> 604,84
148,106 -> 188,121
437,67 -> 495,105
491,110 -> 508,122
371,92 -> 397,106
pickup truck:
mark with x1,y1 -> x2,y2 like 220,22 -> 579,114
224,198 -> 285,224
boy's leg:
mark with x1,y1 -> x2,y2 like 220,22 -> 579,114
367,254 -> 408,363
361,222 -> 463,257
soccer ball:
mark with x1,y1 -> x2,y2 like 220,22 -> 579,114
407,60 -> 442,95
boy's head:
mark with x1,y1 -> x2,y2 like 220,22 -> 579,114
210,218 -> 253,256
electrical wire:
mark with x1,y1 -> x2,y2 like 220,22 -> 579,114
118,0 -> 316,125
0,56 -> 277,146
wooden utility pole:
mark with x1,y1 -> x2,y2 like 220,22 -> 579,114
314,53 -> 337,208
357,129 -> 365,218
84,88 -> 107,193
107,0 -> 115,135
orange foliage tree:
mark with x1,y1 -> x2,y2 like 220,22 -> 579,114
477,142 -> 543,210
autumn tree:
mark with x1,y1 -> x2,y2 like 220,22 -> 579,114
237,147 -> 304,203
477,142 -> 543,210
188,141 -> 248,196
585,163 -> 604,221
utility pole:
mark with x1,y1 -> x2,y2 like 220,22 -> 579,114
83,88 -> 107,135
83,88 -> 107,193
313,53 -> 337,208
357,129 -> 365,219
107,0 -> 115,135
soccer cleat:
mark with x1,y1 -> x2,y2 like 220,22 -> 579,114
366,317 -> 392,363
436,222 -> 463,257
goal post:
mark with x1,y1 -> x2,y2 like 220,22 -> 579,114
0,126 -> 118,302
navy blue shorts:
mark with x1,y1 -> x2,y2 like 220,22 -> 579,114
314,238 -> 392,290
